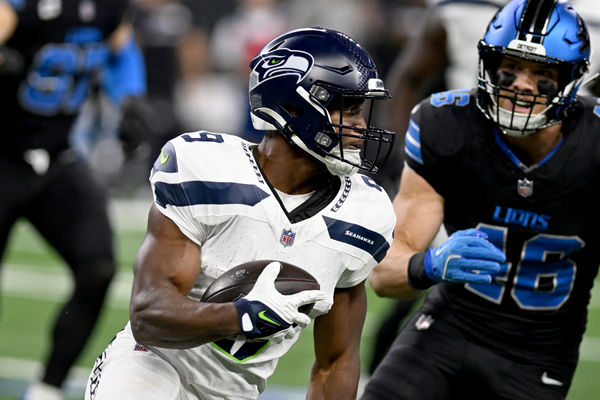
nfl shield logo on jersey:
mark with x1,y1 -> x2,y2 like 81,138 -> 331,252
415,314 -> 434,331
280,228 -> 296,247
517,178 -> 533,198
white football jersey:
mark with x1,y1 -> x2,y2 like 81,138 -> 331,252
139,131 -> 395,398
431,0 -> 506,89
571,0 -> 600,95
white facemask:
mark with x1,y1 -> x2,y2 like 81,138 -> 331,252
290,135 -> 361,176
326,147 -> 361,176
489,102 -> 551,137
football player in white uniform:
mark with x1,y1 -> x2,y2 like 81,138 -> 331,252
85,27 -> 396,400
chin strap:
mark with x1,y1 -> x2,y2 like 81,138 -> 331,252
289,134 -> 358,176
490,103 -> 551,137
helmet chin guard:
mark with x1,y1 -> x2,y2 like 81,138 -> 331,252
289,134 -> 359,176
486,91 -> 556,137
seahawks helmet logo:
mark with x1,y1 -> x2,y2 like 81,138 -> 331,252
250,48 -> 314,89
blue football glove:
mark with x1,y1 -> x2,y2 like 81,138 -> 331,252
424,228 -> 505,284
233,262 -> 326,339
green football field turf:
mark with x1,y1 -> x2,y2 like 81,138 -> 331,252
1,199 -> 600,399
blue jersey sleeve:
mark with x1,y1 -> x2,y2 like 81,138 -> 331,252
404,89 -> 477,197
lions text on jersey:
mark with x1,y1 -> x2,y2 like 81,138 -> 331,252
406,89 -> 600,367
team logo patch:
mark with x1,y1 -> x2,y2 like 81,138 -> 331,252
517,177 -> 533,198
415,314 -> 434,331
134,343 -> 149,352
250,48 -> 314,90
280,228 -> 296,247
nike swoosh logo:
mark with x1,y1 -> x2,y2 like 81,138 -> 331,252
258,310 -> 280,326
160,148 -> 169,165
541,372 -> 563,386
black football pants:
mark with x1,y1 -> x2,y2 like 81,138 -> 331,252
0,150 -> 116,387
361,308 -> 573,400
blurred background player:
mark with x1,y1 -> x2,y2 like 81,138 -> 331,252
363,0 -> 600,399
69,0 -> 176,191
84,27 -> 396,400
0,0 -> 146,399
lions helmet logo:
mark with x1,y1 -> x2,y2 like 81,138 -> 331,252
250,48 -> 314,90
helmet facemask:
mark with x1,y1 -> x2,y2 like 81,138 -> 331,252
302,82 -> 395,176
478,45 -> 586,137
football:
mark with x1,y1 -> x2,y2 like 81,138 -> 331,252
201,260 -> 320,314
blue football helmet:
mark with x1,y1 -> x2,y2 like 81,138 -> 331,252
477,0 -> 590,136
248,27 -> 395,176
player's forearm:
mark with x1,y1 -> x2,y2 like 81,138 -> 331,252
129,292 -> 240,348
369,246 -> 423,299
370,169 -> 445,298
306,358 -> 360,400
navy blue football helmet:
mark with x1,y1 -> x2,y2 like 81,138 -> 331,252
477,0 -> 590,136
248,27 -> 395,175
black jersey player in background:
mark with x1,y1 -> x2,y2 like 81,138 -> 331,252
0,1 -> 145,399
362,0 -> 599,399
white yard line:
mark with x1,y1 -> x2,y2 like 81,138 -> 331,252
579,336 -> 600,362
0,263 -> 132,309
0,357 -> 89,383
108,197 -> 152,231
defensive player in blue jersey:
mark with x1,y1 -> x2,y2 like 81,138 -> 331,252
362,0 -> 599,399
84,27 -> 396,400
0,1 -> 145,399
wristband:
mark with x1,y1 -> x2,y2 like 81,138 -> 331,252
407,251 -> 437,290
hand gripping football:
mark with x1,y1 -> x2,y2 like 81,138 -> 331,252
201,260 -> 321,314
